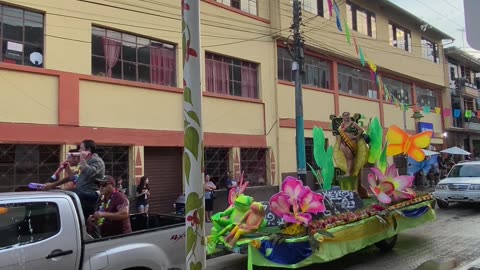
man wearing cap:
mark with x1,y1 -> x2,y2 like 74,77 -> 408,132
88,175 -> 132,238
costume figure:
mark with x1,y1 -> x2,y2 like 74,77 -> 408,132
223,202 -> 266,247
338,112 -> 364,176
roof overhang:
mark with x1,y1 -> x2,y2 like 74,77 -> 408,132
446,47 -> 480,72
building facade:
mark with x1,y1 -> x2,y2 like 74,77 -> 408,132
0,0 -> 452,211
445,47 -> 480,156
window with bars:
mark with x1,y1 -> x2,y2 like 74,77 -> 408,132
204,147 -> 230,188
95,146 -> 129,181
302,0 -> 330,19
347,2 -> 376,38
91,26 -> 176,86
388,22 -> 412,53
0,4 -> 44,67
416,86 -> 439,108
305,137 -> 329,171
0,144 -> 60,192
338,64 -> 377,98
240,148 -> 267,186
421,37 -> 439,64
205,52 -> 259,98
215,0 -> 257,15
383,77 -> 412,104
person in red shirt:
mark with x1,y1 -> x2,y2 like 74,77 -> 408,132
88,175 -> 132,238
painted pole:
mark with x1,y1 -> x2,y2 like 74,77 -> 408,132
182,1 -> 206,269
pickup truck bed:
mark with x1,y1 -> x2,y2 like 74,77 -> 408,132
0,191 -> 186,270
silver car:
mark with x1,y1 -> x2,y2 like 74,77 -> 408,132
433,161 -> 480,208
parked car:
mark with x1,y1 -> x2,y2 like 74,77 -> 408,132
0,191 -> 186,270
433,161 -> 480,208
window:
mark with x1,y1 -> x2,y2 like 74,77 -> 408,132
204,148 -> 230,188
303,53 -> 331,89
383,77 -> 412,104
0,202 -> 59,250
96,146 -> 129,181
92,27 -> 176,86
0,5 -> 44,67
421,38 -> 439,63
338,64 -> 377,98
347,2 -> 376,38
0,145 -> 60,192
240,148 -> 267,186
305,137 -> 329,170
388,22 -> 411,52
277,47 -> 293,82
450,66 -> 456,81
416,86 -> 438,108
205,53 -> 259,98
303,0 -> 330,19
215,0 -> 257,15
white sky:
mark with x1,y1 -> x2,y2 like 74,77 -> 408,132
389,0 -> 480,58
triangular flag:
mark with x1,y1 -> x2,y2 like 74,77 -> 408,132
359,47 -> 366,66
327,0 -> 333,17
453,109 -> 461,118
443,108 -> 451,117
333,1 -> 343,32
370,69 -> 376,83
434,107 -> 441,114
423,105 -> 431,114
353,36 -> 359,55
368,61 -> 377,73
344,18 -> 352,45
465,110 -> 473,118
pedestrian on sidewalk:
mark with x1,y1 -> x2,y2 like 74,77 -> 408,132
204,175 -> 216,223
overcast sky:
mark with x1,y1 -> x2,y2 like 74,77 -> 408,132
389,0 -> 480,58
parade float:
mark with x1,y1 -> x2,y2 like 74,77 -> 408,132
206,115 -> 436,270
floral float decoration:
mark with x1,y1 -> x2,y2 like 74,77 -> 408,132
228,171 -> 249,207
368,164 -> 416,204
270,177 -> 326,231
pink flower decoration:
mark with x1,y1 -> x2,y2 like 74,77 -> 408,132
269,177 -> 326,226
368,164 -> 415,204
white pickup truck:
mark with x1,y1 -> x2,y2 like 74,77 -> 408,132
0,191 -> 187,270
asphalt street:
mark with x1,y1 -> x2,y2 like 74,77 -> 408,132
207,202 -> 480,270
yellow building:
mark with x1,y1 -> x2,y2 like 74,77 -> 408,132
0,0 -> 452,211
0,0 -> 277,212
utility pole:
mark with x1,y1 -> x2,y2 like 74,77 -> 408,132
292,0 -> 307,184
182,0 -> 206,269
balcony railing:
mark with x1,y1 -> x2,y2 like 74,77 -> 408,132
452,78 -> 480,98
453,113 -> 480,131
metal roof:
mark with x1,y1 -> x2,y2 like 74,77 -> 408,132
446,46 -> 480,72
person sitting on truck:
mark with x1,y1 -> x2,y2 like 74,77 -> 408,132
88,175 -> 132,238
44,139 -> 105,221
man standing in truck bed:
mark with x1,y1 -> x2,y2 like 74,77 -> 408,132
45,139 -> 105,220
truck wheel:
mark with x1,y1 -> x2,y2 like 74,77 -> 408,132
375,235 -> 397,252
436,199 -> 449,209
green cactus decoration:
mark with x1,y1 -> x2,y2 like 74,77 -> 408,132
313,127 -> 334,190
377,141 -> 389,174
367,117 -> 383,163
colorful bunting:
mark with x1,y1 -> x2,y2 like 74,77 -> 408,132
344,18 -> 352,45
443,108 -> 451,117
465,110 -> 473,118
453,109 -> 461,118
327,0 -> 333,17
333,1 -> 343,32
434,107 -> 441,114
423,106 -> 431,114
359,47 -> 366,67
353,36 -> 359,55
368,61 -> 377,73
370,69 -> 376,83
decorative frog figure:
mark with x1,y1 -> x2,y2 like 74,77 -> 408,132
212,194 -> 253,233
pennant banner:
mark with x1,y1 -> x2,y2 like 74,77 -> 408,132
443,108 -> 451,117
423,106 -> 431,114
327,0 -> 333,17
333,1 -> 343,32
434,107 -> 441,114
465,110 -> 473,118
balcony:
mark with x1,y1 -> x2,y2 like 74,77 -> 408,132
453,78 -> 480,98
454,115 -> 480,131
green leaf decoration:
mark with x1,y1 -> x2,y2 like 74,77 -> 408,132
367,117 -> 383,163
184,87 -> 193,105
190,262 -> 202,270
324,146 -> 334,190
313,127 -> 334,190
183,152 -> 191,185
185,126 -> 199,160
186,227 -> 197,255
307,163 -> 323,189
186,192 -> 202,214
377,141 -> 388,174
187,110 -> 200,126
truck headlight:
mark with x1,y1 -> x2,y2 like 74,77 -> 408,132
468,184 -> 480,190
436,184 -> 448,190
